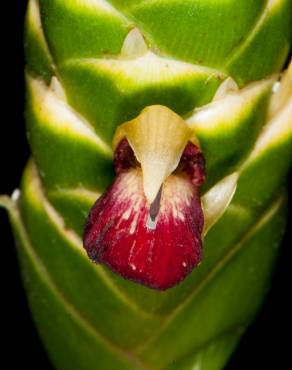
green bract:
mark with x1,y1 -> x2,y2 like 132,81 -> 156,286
1,0 -> 292,369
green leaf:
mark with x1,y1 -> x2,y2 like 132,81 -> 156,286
39,0 -> 131,63
25,74 -> 114,191
25,0 -> 54,82
187,78 -> 273,187
0,197 -> 142,370
59,55 -> 224,142
110,0 -> 292,83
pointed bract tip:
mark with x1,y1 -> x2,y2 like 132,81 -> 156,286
113,105 -> 197,202
202,172 -> 238,235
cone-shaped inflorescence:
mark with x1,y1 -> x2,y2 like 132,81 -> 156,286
1,1 -> 291,370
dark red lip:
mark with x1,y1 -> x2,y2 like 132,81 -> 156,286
83,140 -> 205,290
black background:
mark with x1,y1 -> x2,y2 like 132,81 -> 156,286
0,1 -> 291,369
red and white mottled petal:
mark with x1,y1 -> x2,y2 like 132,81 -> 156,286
84,169 -> 203,290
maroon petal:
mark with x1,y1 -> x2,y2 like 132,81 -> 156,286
83,169 -> 204,290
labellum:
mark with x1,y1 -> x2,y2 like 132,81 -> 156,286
83,105 -> 208,290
